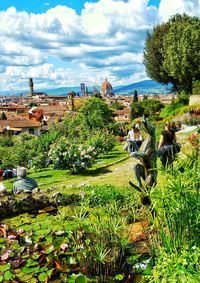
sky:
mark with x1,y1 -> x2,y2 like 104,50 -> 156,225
0,0 -> 199,92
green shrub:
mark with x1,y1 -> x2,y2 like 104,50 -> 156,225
149,156 -> 200,281
84,184 -> 126,207
184,116 -> 200,126
148,247 -> 200,282
87,131 -> 116,155
48,137 -> 96,173
131,99 -> 164,120
0,135 -> 14,147
160,102 -> 184,118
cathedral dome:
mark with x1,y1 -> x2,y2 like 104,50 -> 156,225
101,78 -> 112,91
101,79 -> 113,96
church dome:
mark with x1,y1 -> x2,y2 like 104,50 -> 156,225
101,79 -> 113,96
101,78 -> 113,91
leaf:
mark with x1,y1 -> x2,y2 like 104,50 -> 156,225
44,245 -> 55,254
38,272 -> 47,282
75,275 -> 88,283
0,263 -> 11,272
114,274 -> 124,280
142,264 -> 152,275
66,256 -> 76,265
0,275 -> 3,283
26,259 -> 39,267
22,266 -> 40,274
45,235 -> 53,244
4,270 -> 13,281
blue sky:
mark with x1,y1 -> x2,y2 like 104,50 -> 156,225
0,0 -> 199,92
1,0 -> 100,14
0,0 -> 160,14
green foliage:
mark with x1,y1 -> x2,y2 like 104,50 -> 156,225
77,98 -> 114,130
84,184 -> 126,207
131,99 -> 164,119
192,80 -> 200,95
12,133 -> 36,167
30,152 -> 49,169
160,102 -> 184,118
111,100 -> 124,110
49,113 -> 80,141
87,130 -> 116,155
184,116 -> 200,126
133,90 -> 138,102
0,135 -> 14,147
0,185 -> 139,282
0,147 -> 18,169
144,13 -> 200,96
144,22 -> 172,85
148,247 -> 200,282
0,133 -> 36,168
48,137 -> 96,173
152,157 -> 200,249
148,155 -> 200,281
177,91 -> 190,105
29,102 -> 38,107
0,112 -> 7,120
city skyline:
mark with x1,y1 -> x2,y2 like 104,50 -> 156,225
0,0 -> 199,91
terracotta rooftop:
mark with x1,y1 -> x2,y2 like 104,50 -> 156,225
113,107 -> 131,115
0,105 -> 28,110
36,105 -> 67,112
0,119 -> 40,128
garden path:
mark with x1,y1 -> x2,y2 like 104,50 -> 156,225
59,157 -> 134,189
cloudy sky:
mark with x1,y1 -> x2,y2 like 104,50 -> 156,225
0,0 -> 199,92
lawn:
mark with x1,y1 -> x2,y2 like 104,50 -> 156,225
4,143 -> 129,193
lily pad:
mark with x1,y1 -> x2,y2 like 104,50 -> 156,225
0,263 -> 11,272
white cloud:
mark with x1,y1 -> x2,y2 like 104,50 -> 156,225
0,0 -> 199,91
159,0 -> 200,21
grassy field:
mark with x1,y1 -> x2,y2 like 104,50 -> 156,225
3,127 -> 197,195
4,143 -> 130,193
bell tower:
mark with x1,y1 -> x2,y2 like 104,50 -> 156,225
28,78 -> 34,97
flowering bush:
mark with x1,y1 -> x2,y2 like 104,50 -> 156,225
48,137 -> 96,173
87,131 -> 116,155
29,152 -> 49,169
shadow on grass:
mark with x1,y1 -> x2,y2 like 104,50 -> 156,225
98,154 -> 124,160
78,167 -> 112,177
34,174 -> 53,180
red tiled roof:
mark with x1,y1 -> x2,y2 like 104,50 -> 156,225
0,119 -> 40,128
113,107 -> 131,115
36,105 -> 67,112
0,105 -> 28,110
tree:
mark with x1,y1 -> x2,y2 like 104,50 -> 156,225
133,90 -> 138,102
144,13 -> 200,97
192,80 -> 200,95
0,112 -> 7,120
111,100 -> 124,110
77,98 -> 114,130
131,99 -> 164,120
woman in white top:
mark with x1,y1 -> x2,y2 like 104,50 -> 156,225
127,125 -> 143,153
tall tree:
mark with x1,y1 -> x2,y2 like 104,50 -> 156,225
144,13 -> 200,96
0,112 -> 7,120
133,90 -> 138,102
78,98 -> 113,130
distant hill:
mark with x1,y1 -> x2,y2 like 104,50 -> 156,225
114,80 -> 173,95
0,80 -> 173,96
